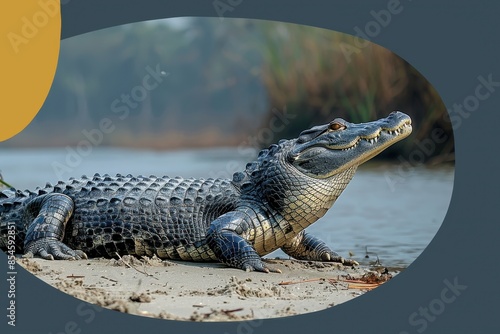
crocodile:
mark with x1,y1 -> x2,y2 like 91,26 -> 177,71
0,111 -> 411,272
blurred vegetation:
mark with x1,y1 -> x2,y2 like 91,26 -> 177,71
3,17 -> 453,163
0,172 -> 13,188
258,21 -> 452,162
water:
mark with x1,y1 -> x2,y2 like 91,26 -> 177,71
0,147 -> 454,268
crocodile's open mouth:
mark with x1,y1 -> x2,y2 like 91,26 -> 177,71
338,120 -> 412,151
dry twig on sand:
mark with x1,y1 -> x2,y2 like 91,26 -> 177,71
115,252 -> 158,280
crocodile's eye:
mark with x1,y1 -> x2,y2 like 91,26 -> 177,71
329,122 -> 345,131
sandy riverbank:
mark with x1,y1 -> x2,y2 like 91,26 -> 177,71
17,256 -> 395,322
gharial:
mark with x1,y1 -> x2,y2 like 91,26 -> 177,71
0,112 -> 412,273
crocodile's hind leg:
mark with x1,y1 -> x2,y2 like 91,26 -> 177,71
23,193 -> 87,260
281,231 -> 358,266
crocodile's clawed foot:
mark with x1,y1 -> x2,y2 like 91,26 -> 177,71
321,252 -> 358,266
342,258 -> 359,266
242,259 -> 282,273
24,239 -> 88,260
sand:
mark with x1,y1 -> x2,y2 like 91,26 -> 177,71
17,255 -> 395,322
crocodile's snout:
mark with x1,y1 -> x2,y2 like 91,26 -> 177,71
289,112 -> 412,178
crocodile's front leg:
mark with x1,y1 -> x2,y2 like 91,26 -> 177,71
23,193 -> 87,260
206,211 -> 281,273
281,231 -> 358,266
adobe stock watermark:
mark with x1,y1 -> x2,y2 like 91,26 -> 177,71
222,309 -> 264,334
5,222 -> 17,327
340,0 -> 412,63
213,0 -> 243,20
399,277 -> 467,334
207,106 -> 296,180
47,301 -> 103,334
385,73 -> 499,191
7,0 -> 63,54
51,64 -> 169,179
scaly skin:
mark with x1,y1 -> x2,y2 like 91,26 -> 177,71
0,111 -> 412,272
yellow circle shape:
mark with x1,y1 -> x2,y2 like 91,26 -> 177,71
0,0 -> 61,141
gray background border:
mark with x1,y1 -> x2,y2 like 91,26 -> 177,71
2,0 -> 499,333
